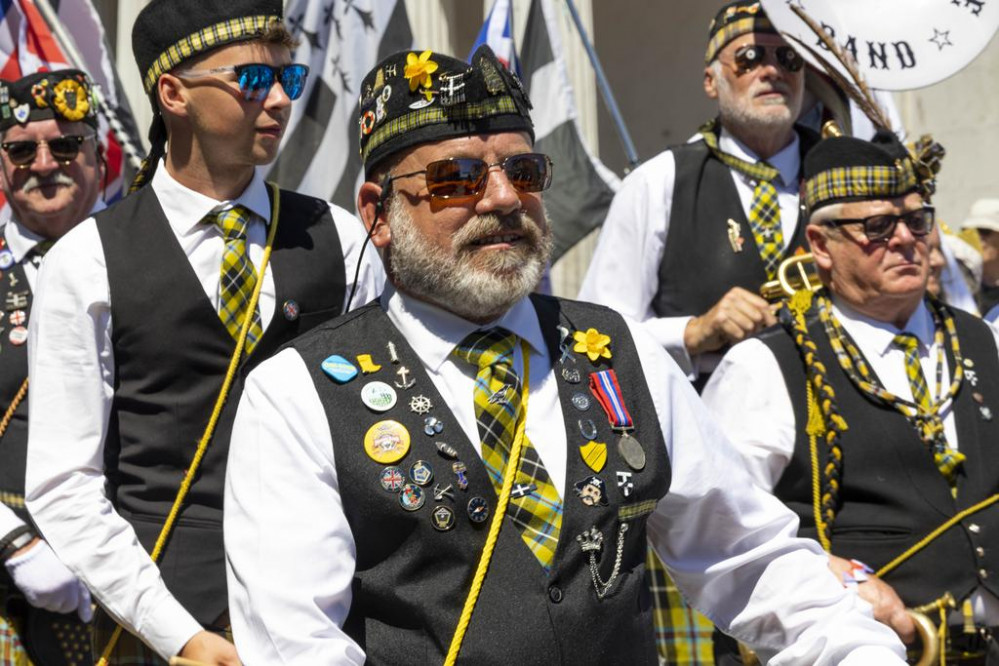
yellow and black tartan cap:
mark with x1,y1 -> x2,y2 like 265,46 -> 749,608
0,69 -> 97,132
804,130 -> 921,213
359,45 -> 534,176
132,0 -> 283,96
705,0 -> 777,64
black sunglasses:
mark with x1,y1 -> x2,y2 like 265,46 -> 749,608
177,63 -> 309,102
1,134 -> 96,168
823,207 -> 935,242
731,44 -> 804,74
386,153 -> 553,201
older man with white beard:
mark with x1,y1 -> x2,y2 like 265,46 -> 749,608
580,0 -> 813,390
222,46 -> 908,666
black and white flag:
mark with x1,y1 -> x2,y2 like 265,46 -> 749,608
520,0 -> 621,262
269,0 -> 413,208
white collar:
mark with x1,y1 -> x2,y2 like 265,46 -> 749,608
719,126 -> 801,187
150,160 -> 271,235
3,218 -> 46,263
382,285 -> 549,372
832,298 -> 935,358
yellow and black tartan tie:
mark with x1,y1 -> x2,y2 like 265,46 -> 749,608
748,178 -> 784,281
454,328 -> 563,571
893,333 -> 965,485
213,206 -> 263,353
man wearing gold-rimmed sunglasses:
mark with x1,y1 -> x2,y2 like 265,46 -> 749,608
22,0 -> 383,664
224,45 -> 907,666
0,68 -> 102,666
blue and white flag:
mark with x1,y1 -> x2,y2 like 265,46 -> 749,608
270,0 -> 413,209
520,0 -> 621,262
470,0 -> 521,78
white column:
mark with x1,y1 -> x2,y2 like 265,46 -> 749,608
406,0 -> 457,54
117,0 -> 152,152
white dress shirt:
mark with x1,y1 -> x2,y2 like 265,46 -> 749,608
23,162 -> 385,660
702,297 -> 999,624
225,286 -> 905,665
577,129 -> 802,377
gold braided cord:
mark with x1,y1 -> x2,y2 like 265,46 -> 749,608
444,341 -> 531,666
96,183 -> 282,665
780,290 -> 847,548
0,378 -> 28,440
876,494 -> 999,579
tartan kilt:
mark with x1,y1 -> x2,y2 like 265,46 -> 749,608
645,546 -> 716,665
91,611 -> 233,666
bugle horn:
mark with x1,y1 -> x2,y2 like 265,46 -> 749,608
760,252 -> 822,302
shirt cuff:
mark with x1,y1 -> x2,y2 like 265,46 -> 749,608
837,646 -> 907,665
135,595 -> 204,660
640,315 -> 695,379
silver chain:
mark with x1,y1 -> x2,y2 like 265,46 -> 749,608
583,523 -> 629,599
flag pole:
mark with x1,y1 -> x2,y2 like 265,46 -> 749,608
561,0 -> 638,169
32,0 -> 145,169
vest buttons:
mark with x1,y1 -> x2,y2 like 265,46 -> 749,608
976,547 -> 986,558
548,584 -> 564,603
969,523 -> 981,534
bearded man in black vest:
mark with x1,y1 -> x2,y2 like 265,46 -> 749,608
0,69 -> 103,665
580,0 -> 813,389
22,1 -> 383,664
704,130 -> 999,664
222,45 -> 907,666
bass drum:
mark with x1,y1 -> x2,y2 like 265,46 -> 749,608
761,0 -> 999,90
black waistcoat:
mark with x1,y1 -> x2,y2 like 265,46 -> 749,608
95,185 -> 346,624
0,239 -> 32,524
291,295 -> 671,665
760,305 -> 999,606
651,129 -> 816,319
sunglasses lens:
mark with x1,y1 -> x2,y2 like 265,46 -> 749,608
734,45 -> 764,71
48,137 -> 82,162
864,215 -> 897,241
3,142 -> 36,166
776,46 -> 803,72
281,65 -> 309,101
907,208 -> 934,235
504,154 -> 552,193
425,159 -> 488,199
237,65 -> 276,101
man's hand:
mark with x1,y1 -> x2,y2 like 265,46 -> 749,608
179,631 -> 241,666
4,538 -> 93,621
828,555 -> 916,644
683,287 -> 776,355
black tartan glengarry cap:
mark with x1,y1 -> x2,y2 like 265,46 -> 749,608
803,130 -> 921,212
0,69 -> 97,132
358,45 -> 534,176
705,0 -> 777,63
132,0 -> 283,95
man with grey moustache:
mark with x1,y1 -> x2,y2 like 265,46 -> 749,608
0,68 -> 102,664
223,46 -> 907,666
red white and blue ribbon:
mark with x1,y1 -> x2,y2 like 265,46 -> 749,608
589,369 -> 633,430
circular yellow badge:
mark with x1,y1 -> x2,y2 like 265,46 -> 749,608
364,420 -> 411,464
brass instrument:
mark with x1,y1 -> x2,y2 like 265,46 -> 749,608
738,610 -> 938,666
760,252 -> 822,302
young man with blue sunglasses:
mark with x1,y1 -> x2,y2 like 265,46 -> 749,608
22,1 -> 383,664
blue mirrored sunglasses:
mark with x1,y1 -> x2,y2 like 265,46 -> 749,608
177,63 -> 309,102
